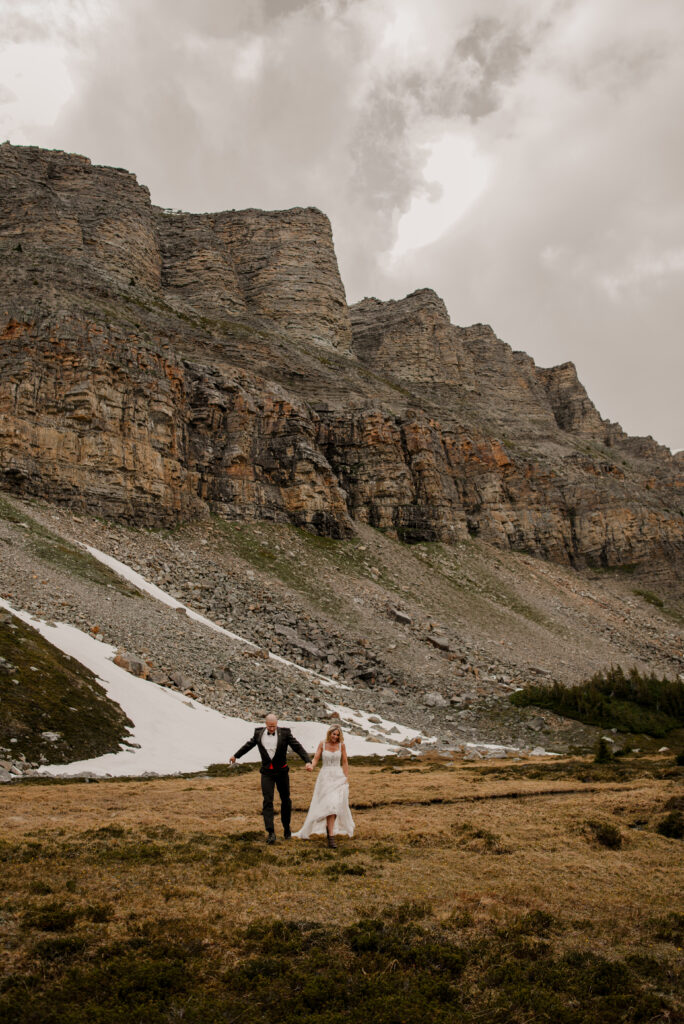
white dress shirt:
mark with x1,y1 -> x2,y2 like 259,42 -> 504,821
261,728 -> 278,759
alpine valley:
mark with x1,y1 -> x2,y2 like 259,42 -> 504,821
0,143 -> 682,769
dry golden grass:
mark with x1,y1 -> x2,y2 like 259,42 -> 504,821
1,755 -> 681,1024
1,757 -> 681,954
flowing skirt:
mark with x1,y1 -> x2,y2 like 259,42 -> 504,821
293,766 -> 355,838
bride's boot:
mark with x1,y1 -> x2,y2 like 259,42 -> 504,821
327,832 -> 337,849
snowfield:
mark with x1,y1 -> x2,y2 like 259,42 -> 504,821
0,597 -> 417,779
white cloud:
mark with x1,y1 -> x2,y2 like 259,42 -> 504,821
0,40 -> 74,139
390,131 -> 490,259
0,0 -> 682,449
599,248 -> 684,300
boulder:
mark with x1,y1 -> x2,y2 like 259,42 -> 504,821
388,607 -> 412,625
113,651 -> 149,678
423,691 -> 448,708
170,671 -> 194,689
40,731 -> 61,742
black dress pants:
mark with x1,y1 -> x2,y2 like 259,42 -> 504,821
260,768 -> 291,833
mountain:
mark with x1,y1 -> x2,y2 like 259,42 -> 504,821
1,489 -> 682,763
0,142 -> 682,586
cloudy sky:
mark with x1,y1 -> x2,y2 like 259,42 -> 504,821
1,0 -> 682,451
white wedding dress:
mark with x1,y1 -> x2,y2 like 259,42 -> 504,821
294,748 -> 355,838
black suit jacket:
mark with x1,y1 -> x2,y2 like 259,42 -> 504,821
233,727 -> 311,773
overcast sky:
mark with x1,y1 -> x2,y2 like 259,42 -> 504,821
1,0 -> 682,451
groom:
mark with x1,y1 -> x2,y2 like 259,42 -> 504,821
230,714 -> 313,843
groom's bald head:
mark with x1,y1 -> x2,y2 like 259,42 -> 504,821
265,714 -> 277,733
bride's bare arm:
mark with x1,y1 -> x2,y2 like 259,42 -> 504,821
311,742 -> 323,769
341,742 -> 349,778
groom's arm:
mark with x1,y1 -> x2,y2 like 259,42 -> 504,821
287,731 -> 313,767
230,730 -> 259,762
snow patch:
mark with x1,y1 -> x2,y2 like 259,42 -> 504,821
84,545 -> 350,689
0,599 -> 400,778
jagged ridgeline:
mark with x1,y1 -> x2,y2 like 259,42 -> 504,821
0,143 -> 682,575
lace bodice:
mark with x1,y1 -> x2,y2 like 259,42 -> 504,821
321,748 -> 342,768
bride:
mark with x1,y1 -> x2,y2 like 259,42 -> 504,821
294,724 -> 354,847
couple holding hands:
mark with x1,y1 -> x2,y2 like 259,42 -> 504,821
230,714 -> 354,848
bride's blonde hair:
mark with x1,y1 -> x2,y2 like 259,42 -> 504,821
325,723 -> 344,744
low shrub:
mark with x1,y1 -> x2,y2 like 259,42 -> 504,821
23,901 -> 79,932
655,810 -> 684,839
633,589 -> 664,608
324,862 -> 367,879
28,881 -> 54,896
83,902 -> 114,924
594,737 -> 614,763
31,935 -> 87,961
454,823 -> 511,854
586,820 -> 623,849
384,900 -> 432,923
652,912 -> 684,945
1,909 -> 680,1024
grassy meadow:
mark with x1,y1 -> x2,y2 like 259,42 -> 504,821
0,755 -> 682,1023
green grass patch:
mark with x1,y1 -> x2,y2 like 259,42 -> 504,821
591,563 -> 637,576
633,589 -> 664,609
28,537 -> 140,595
0,494 -> 28,526
510,666 -> 684,738
212,519 -> 392,611
0,613 -> 132,764
0,493 -> 139,596
410,541 -> 555,630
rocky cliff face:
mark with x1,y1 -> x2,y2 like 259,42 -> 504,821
157,206 -> 352,351
0,317 -> 353,535
349,288 -> 471,385
0,144 -> 161,294
1,143 -> 682,579
0,144 -> 350,349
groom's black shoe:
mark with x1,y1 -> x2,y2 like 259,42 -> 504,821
266,832 -> 276,845
283,831 -> 292,840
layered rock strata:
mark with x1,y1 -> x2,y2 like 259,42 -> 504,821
157,207 -> 352,351
0,143 -> 350,350
344,290 -> 682,567
0,318 -> 352,534
0,143 -> 682,576
349,288 -> 471,384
